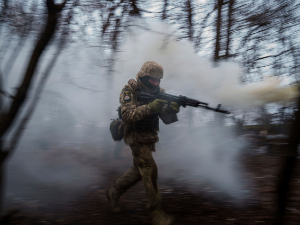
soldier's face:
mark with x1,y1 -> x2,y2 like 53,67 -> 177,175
148,78 -> 160,86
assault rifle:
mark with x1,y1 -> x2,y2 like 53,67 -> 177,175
137,92 -> 230,114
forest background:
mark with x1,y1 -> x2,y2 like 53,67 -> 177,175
0,1 -> 300,225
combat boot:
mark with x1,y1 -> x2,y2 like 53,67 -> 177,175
151,208 -> 174,225
106,187 -> 122,213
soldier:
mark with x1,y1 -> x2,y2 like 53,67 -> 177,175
107,61 -> 180,225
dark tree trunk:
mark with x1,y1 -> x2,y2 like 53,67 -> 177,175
0,1 -> 64,138
0,143 -> 4,214
214,0 -> 223,62
225,0 -> 234,59
275,91 -> 300,225
0,0 -> 67,214
186,0 -> 193,42
162,0 -> 168,20
129,0 -> 140,16
213,0 -> 225,126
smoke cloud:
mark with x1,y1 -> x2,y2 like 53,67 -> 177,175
112,19 -> 297,198
112,20 -> 250,199
5,18 -> 295,208
114,20 -> 298,109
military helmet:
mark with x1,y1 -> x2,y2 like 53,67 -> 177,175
136,61 -> 163,79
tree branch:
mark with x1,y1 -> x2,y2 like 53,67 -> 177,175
3,1 -> 73,159
0,1 -> 66,140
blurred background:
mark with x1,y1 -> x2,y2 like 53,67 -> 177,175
0,0 -> 300,224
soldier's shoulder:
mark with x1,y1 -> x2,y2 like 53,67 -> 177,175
121,83 -> 131,91
121,79 -> 138,93
119,79 -> 137,102
128,79 -> 138,90
160,87 -> 166,93
119,84 -> 132,103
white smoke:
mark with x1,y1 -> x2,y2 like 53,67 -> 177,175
112,19 -> 298,199
5,18 -> 296,207
114,20 -> 298,109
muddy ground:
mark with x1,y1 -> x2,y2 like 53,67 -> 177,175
1,134 -> 300,225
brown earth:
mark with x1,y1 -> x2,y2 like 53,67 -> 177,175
2,135 -> 300,225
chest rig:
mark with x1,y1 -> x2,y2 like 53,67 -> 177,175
129,79 -> 160,131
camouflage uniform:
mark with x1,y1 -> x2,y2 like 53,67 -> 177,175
119,78 -> 178,146
108,62 -> 177,224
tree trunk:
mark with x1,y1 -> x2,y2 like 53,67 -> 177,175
225,0 -> 234,59
0,1 -> 66,138
129,0 -> 140,16
162,0 -> 168,20
186,0 -> 193,42
214,0 -> 223,62
275,92 -> 300,225
0,0 -> 67,215
0,144 -> 4,214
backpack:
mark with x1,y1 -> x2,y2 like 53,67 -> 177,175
109,106 -> 123,141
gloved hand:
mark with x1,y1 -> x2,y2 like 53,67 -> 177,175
170,102 -> 180,113
148,99 -> 167,113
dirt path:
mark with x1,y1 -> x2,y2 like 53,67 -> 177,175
2,137 -> 300,225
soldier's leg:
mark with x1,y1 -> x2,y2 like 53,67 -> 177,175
107,163 -> 142,213
116,165 -> 142,193
131,144 -> 160,210
131,144 -> 174,225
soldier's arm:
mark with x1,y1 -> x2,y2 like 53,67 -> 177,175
159,88 -> 178,124
120,87 -> 152,124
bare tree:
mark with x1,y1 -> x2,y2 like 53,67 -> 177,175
161,0 -> 168,20
276,90 -> 300,224
225,0 -> 234,59
0,0 -> 68,213
213,0 -> 223,62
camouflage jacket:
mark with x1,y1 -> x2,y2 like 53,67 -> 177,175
119,78 -> 178,146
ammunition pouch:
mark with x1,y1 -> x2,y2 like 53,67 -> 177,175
133,114 -> 159,131
110,119 -> 123,141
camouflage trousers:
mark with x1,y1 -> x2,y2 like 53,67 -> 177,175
115,143 -> 160,211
